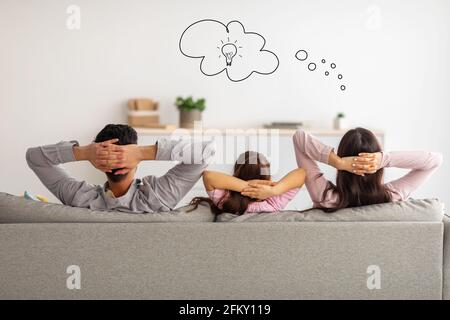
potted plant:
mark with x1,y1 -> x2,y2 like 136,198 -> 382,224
175,96 -> 206,129
334,112 -> 349,130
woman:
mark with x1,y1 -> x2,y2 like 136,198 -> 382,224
242,128 -> 442,212
190,151 -> 305,215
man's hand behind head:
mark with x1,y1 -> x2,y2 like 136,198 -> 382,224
95,143 -> 158,175
105,144 -> 141,175
73,139 -> 125,172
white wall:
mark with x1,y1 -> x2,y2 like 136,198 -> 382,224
1,0 -> 449,207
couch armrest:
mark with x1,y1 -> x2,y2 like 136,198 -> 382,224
443,216 -> 450,299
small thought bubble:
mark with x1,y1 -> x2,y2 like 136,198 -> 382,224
308,63 -> 317,71
295,50 -> 347,92
295,50 -> 308,61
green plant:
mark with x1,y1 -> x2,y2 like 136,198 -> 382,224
337,112 -> 345,118
175,96 -> 206,112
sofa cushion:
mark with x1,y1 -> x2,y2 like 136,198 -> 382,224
0,192 -> 443,224
216,198 -> 444,222
0,192 -> 214,223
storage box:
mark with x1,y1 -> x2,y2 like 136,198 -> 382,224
128,99 -> 158,111
128,113 -> 160,127
128,98 -> 160,127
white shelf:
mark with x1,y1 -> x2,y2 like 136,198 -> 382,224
134,127 -> 384,137
136,127 -> 385,210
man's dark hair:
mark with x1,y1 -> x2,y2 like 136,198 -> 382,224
94,124 -> 138,182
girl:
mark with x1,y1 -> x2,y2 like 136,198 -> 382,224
253,127 -> 442,212
190,151 -> 305,215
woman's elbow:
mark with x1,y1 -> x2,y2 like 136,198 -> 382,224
292,129 -> 306,149
431,152 -> 443,169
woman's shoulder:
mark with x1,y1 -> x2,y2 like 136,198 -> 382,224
312,187 -> 340,208
384,183 -> 405,201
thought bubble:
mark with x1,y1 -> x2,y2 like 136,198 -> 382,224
295,49 -> 347,92
295,50 -> 308,61
179,19 -> 279,82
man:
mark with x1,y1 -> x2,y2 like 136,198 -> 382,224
26,124 -> 215,213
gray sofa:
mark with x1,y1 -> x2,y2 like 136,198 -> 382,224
0,192 -> 448,300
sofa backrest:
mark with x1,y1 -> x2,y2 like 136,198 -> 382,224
0,192 -> 215,223
0,192 -> 444,223
217,198 -> 444,222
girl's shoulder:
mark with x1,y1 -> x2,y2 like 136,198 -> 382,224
206,188 -> 228,204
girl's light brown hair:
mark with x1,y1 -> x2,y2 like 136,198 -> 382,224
189,151 -> 270,215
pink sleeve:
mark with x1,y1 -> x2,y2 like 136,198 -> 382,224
244,201 -> 276,213
264,188 -> 300,211
209,188 -> 299,213
292,129 -> 335,206
382,151 -> 443,200
206,189 -> 227,206
245,188 -> 299,213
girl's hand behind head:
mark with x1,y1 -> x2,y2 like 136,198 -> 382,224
241,183 -> 277,200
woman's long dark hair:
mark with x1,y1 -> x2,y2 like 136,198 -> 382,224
322,127 -> 392,212
189,151 -> 271,215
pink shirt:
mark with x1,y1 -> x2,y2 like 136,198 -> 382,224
207,188 -> 299,213
293,129 -> 443,208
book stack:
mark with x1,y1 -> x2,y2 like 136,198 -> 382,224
263,121 -> 309,130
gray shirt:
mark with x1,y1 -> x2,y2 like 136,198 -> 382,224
26,138 -> 215,213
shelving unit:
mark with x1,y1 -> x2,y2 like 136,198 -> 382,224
134,127 -> 385,137
134,127 -> 385,211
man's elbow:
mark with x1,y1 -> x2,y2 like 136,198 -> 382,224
25,147 -> 37,168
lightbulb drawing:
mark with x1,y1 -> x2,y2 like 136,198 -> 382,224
217,38 -> 243,67
180,19 -> 279,81
221,43 -> 237,66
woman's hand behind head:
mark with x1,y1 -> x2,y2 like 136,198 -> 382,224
338,152 -> 382,176
353,152 -> 382,175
